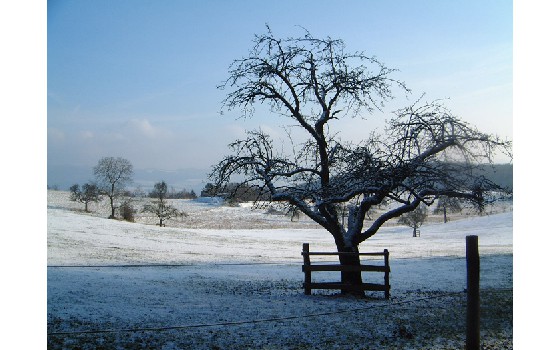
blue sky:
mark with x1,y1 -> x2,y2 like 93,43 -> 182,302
46,0 -> 513,190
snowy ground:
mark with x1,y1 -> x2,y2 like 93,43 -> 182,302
47,190 -> 513,349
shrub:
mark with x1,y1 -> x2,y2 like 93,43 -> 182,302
120,202 -> 136,222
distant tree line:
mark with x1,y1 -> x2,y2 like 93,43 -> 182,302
201,182 -> 271,204
149,187 -> 197,199
200,162 -> 512,206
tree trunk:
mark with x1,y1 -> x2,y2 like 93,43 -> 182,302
337,245 -> 365,297
109,196 -> 116,219
443,206 -> 448,223
109,184 -> 116,219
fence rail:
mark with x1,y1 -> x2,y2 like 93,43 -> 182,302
301,243 -> 390,299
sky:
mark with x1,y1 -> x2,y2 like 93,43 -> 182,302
45,0 -> 513,191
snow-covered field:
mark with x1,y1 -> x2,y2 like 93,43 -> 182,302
47,190 -> 513,349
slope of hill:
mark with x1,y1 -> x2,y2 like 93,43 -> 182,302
47,190 -> 513,349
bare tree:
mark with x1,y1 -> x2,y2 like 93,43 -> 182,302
434,196 -> 463,223
133,185 -> 147,198
149,180 -> 168,201
143,181 -> 184,227
69,183 -> 101,212
287,205 -> 300,222
398,204 -> 428,237
211,27 -> 512,294
93,157 -> 134,219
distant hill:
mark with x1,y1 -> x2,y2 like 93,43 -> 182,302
48,164 -> 210,195
478,163 -> 513,190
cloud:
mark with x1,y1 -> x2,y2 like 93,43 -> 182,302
257,124 -> 284,139
80,130 -> 94,140
47,127 -> 65,142
223,124 -> 247,139
125,118 -> 172,139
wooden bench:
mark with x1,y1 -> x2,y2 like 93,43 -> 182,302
301,243 -> 390,299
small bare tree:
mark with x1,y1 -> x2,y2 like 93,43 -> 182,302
211,27 -> 512,294
434,196 -> 463,223
93,157 -> 134,219
287,205 -> 300,222
143,181 -> 184,227
69,183 -> 101,212
398,204 -> 428,237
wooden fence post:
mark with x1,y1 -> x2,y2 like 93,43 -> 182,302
302,243 -> 311,295
384,249 -> 390,299
466,235 -> 480,350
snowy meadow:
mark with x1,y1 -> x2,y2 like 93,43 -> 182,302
47,190 -> 513,349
